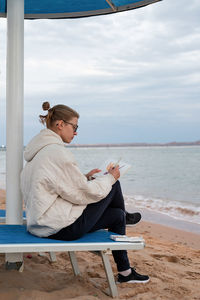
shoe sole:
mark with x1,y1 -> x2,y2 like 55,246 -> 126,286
117,278 -> 150,284
126,221 -> 141,226
126,215 -> 142,226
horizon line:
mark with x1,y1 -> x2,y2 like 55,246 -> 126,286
1,140 -> 200,149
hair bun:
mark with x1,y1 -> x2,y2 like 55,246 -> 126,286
42,101 -> 50,111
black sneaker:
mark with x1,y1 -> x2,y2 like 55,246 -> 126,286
126,212 -> 141,225
117,268 -> 149,284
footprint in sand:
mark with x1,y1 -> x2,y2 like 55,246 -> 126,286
186,271 -> 200,279
151,254 -> 179,263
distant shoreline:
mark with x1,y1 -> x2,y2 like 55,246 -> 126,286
0,140 -> 200,149
68,141 -> 200,148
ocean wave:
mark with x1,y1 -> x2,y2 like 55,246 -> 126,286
124,194 -> 200,225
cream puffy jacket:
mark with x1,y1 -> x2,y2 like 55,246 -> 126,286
20,129 -> 116,237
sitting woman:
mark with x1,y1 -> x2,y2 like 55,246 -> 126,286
20,101 -> 149,284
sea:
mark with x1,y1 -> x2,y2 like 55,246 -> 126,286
0,146 -> 200,234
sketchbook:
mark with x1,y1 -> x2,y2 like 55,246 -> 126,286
110,235 -> 144,243
97,158 -> 131,177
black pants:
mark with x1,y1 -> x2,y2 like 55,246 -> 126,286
48,181 -> 130,271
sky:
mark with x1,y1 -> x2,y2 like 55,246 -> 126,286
0,0 -> 200,145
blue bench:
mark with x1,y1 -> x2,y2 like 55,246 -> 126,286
0,224 -> 145,297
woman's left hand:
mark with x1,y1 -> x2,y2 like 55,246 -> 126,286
86,168 -> 101,180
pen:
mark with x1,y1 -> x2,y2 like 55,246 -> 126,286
113,157 -> 121,168
104,158 -> 122,175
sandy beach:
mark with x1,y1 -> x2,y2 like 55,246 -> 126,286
0,189 -> 200,300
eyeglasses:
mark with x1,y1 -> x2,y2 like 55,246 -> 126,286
63,121 -> 78,132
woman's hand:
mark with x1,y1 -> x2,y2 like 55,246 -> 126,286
85,168 -> 101,180
108,165 -> 120,180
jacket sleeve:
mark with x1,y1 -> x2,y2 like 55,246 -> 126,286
55,160 -> 116,205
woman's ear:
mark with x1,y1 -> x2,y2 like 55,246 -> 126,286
55,120 -> 64,130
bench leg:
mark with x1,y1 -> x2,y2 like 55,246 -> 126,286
5,253 -> 24,272
38,252 -> 57,262
100,250 -> 118,298
49,252 -> 57,262
68,251 -> 80,276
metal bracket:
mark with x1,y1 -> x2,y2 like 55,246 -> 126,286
105,0 -> 117,12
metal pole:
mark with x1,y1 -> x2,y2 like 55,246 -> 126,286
5,0 -> 24,268
6,0 -> 24,225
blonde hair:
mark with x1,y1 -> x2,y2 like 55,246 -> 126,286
39,101 -> 79,128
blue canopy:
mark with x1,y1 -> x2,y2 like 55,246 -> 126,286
0,0 -> 161,19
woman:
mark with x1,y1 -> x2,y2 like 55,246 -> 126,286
21,102 -> 149,283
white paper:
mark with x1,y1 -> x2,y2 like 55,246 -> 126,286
97,158 -> 131,177
110,235 -> 144,243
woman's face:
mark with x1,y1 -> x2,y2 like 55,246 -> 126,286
59,117 -> 78,144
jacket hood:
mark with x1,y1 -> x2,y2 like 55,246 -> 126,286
24,129 -> 64,162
